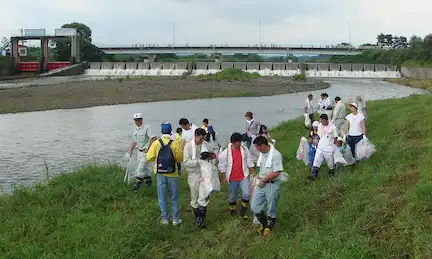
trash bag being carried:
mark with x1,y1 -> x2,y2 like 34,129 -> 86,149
304,114 -> 311,128
121,153 -> 138,183
334,148 -> 347,165
296,137 -> 310,165
199,160 -> 221,199
355,136 -> 376,161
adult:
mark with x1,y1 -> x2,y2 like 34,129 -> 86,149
311,114 -> 338,181
318,93 -> 333,120
179,118 -> 198,146
251,136 -> 284,237
218,133 -> 256,220
244,111 -> 261,149
356,96 -> 368,120
332,96 -> 347,136
183,128 -> 215,228
345,102 -> 367,158
128,113 -> 156,190
304,94 -> 315,122
146,122 -> 183,226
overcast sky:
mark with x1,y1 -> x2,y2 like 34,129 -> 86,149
1,0 -> 431,47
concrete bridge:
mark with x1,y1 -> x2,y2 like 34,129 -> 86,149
98,45 -> 368,57
86,62 -> 400,78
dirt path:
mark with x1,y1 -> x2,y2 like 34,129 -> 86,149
0,77 -> 329,114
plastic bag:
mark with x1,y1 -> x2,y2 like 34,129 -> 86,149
334,148 -> 347,165
199,160 -> 221,199
296,137 -> 310,165
304,113 -> 311,128
355,136 -> 376,160
342,145 -> 356,165
120,154 -> 138,183
280,172 -> 289,182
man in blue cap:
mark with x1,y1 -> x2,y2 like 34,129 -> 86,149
146,122 -> 184,226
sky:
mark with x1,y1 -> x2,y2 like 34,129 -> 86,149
1,0 -> 431,48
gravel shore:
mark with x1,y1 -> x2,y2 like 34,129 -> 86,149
0,77 -> 329,114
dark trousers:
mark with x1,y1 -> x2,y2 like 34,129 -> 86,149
308,113 -> 314,122
347,135 -> 363,157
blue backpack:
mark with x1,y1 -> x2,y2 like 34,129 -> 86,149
157,139 -> 176,174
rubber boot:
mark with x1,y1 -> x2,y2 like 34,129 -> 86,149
311,167 -> 319,181
264,217 -> 276,236
197,206 -> 207,228
143,176 -> 152,187
255,211 -> 268,234
240,199 -> 249,220
229,202 -> 237,217
193,207 -> 199,222
134,177 -> 143,190
328,168 -> 335,176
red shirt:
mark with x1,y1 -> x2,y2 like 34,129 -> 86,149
230,147 -> 244,181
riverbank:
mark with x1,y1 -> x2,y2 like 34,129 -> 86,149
385,78 -> 432,91
0,77 -> 328,114
1,94 -> 431,258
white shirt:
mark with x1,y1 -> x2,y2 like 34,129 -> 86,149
132,125 -> 154,150
317,124 -> 338,152
304,99 -> 314,114
183,140 -> 211,175
257,148 -> 284,180
181,124 -> 198,142
346,113 -> 365,136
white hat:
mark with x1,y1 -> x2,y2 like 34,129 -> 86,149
337,136 -> 344,141
133,113 -> 143,119
312,121 -> 319,127
349,102 -> 358,109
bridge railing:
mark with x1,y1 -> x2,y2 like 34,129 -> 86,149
97,44 -> 378,50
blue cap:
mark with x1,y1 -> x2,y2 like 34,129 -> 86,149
161,122 -> 172,134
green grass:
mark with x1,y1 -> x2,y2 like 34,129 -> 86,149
193,68 -> 261,81
1,94 -> 432,258
402,60 -> 432,68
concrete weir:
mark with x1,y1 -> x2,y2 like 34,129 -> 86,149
352,64 -> 364,71
175,62 -> 188,70
208,63 -> 221,70
195,62 -> 208,70
233,62 -> 247,70
272,63 -> 285,70
89,62 -> 101,69
101,62 -> 113,69
162,63 -> 175,70
341,64 -> 352,71
113,62 -> 125,69
286,63 -> 299,70
150,62 -> 163,70
126,62 -> 137,70
329,63 -> 340,71
364,64 -> 375,71
221,62 -> 234,69
138,62 -> 150,69
375,64 -> 386,71
246,62 -> 259,70
317,63 -> 330,71
307,63 -> 317,71
260,63 -> 273,70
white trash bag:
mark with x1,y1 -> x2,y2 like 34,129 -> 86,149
121,153 -> 138,183
296,137 -> 310,165
304,113 -> 311,128
280,172 -> 289,182
355,136 -> 376,160
334,148 -> 347,165
342,145 -> 356,166
199,160 -> 221,199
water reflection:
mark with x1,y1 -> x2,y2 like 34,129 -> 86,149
0,79 -> 427,192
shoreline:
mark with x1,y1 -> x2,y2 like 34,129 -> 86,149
384,78 -> 432,91
1,94 -> 431,258
0,77 -> 329,114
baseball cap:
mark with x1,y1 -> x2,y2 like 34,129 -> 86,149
312,121 -> 319,127
161,122 -> 172,134
349,102 -> 358,109
133,113 -> 143,120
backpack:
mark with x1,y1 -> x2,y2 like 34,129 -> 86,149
156,139 -> 176,174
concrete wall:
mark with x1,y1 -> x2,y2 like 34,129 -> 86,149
375,64 -> 386,71
101,62 -> 113,69
43,63 -> 87,77
176,62 -> 188,70
307,63 -> 317,71
246,62 -> 259,70
352,64 -> 364,71
260,63 -> 273,70
162,63 -> 175,70
221,62 -> 234,69
89,62 -> 102,69
401,67 -> 432,79
150,62 -> 163,69
273,63 -> 285,70
0,58 -> 16,77
341,64 -> 352,71
318,63 -> 330,71
387,65 -> 396,71
286,63 -> 299,70
195,62 -> 208,70
208,63 -> 221,70
113,62 -> 125,69
138,62 -> 150,69
233,62 -> 247,70
126,62 -> 137,70
330,63 -> 340,71
364,64 -> 374,71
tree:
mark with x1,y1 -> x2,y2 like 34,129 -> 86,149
53,22 -> 103,61
377,33 -> 386,46
392,36 -> 408,49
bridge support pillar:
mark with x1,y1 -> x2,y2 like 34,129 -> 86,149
10,37 -> 20,68
146,54 -> 156,62
214,53 -> 222,62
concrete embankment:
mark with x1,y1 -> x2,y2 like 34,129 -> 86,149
85,62 -> 401,78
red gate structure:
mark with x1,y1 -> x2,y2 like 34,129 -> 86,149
16,61 -> 69,72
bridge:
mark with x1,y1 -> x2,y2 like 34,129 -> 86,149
98,44 -> 370,56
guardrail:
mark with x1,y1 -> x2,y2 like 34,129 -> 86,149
97,44 -> 378,50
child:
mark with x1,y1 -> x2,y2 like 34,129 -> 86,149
308,121 -> 320,169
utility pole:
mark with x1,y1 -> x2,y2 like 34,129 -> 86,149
172,22 -> 176,47
348,22 -> 351,45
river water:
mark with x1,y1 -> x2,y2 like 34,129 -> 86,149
0,79 -> 427,193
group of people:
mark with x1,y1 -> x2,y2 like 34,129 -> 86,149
303,93 -> 369,180
127,112 -> 284,236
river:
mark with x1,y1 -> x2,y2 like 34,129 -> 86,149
0,79 -> 427,193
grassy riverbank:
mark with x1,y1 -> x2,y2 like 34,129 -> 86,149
0,77 -> 328,114
1,94 -> 432,258
386,78 -> 432,91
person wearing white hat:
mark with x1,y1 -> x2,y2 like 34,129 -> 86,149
345,102 -> 367,159
128,112 -> 157,190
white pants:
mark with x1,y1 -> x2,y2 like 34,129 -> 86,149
135,151 -> 152,178
313,148 -> 335,170
188,172 -> 209,208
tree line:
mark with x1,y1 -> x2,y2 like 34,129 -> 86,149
331,33 -> 432,67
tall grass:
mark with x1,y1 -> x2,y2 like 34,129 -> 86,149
194,68 -> 261,81
1,94 -> 432,258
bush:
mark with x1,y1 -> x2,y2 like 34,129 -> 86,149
293,73 -> 305,81
194,68 -> 261,81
